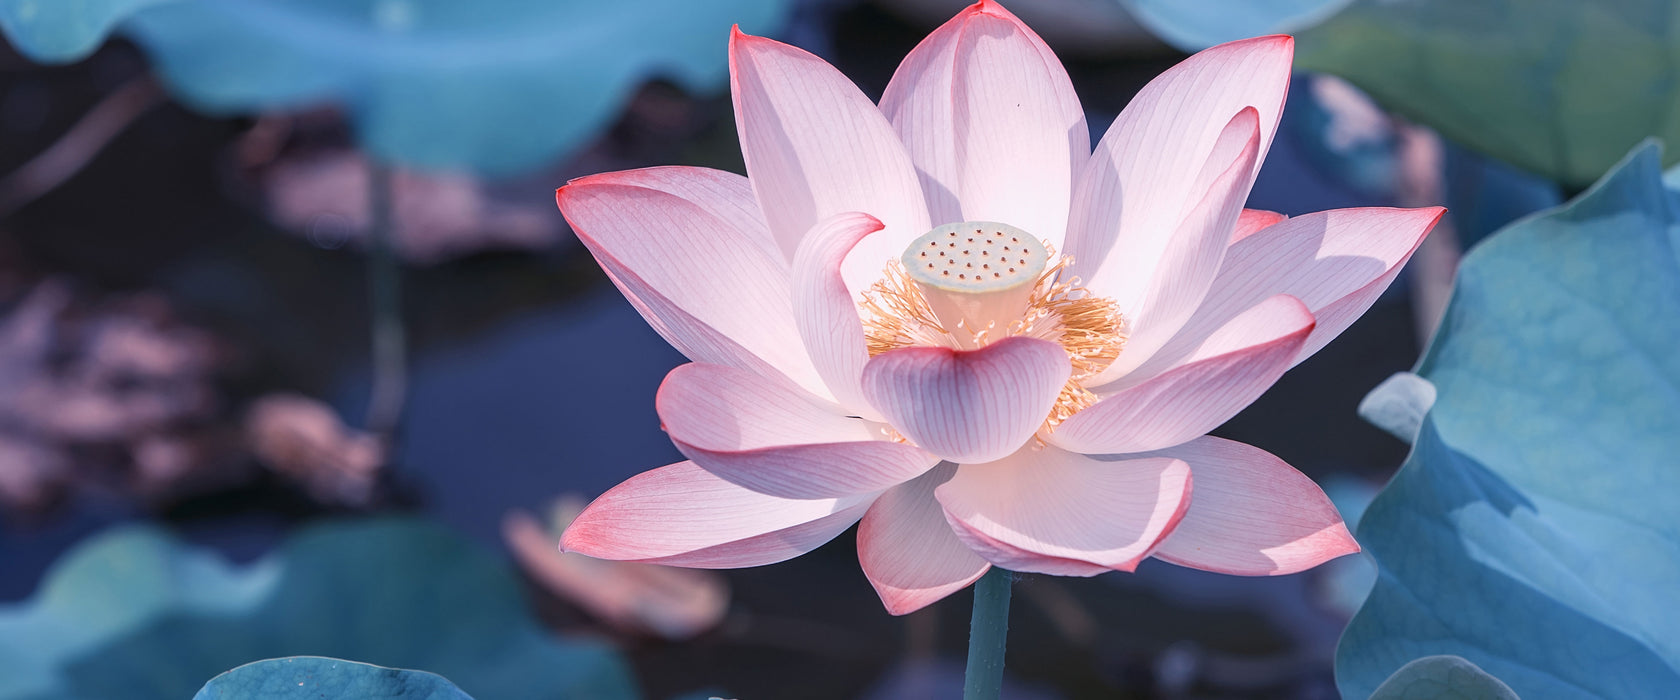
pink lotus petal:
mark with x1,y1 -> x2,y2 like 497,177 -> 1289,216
561,460 -> 876,568
1146,437 -> 1360,575
730,28 -> 931,295
880,0 -> 1088,248
936,445 -> 1192,574
658,362 -> 939,499
1094,107 -> 1263,383
1053,295 -> 1313,454
598,264 -> 806,399
1065,35 -> 1291,318
1233,208 -> 1286,243
558,167 -> 828,398
791,212 -> 886,419
858,464 -> 991,615
861,336 -> 1070,464
506,501 -> 729,640
1129,207 -> 1444,380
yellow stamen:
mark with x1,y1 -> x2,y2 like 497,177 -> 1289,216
861,238 -> 1127,431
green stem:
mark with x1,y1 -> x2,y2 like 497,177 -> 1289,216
364,160 -> 406,444
963,566 -> 1013,700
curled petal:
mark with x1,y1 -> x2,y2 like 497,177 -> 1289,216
858,464 -> 991,615
558,167 -> 826,397
1056,295 -> 1314,454
730,28 -> 930,294
1147,437 -> 1359,575
561,460 -> 875,568
659,363 -> 939,500
880,0 -> 1088,248
936,445 -> 1193,574
861,336 -> 1070,464
791,213 -> 885,419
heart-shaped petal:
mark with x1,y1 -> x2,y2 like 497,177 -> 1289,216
861,336 -> 1070,464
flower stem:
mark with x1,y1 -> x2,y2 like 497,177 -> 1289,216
364,160 -> 406,444
963,566 -> 1013,700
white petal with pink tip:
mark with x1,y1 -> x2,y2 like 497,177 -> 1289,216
659,363 -> 938,500
1093,107 -> 1264,383
858,464 -> 991,616
730,29 -> 931,295
558,168 -> 827,398
880,0 -> 1088,248
1065,35 -> 1292,319
1146,437 -> 1360,575
561,460 -> 876,568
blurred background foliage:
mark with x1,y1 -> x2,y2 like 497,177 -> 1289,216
1,518 -> 638,700
0,0 -> 1673,698
0,0 -> 793,174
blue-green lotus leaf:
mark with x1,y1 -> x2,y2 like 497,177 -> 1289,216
196,657 -> 473,700
1369,656 -> 1518,700
0,0 -> 174,62
1296,0 -> 1680,187
1335,141 -> 1680,698
0,518 -> 638,700
4,0 -> 790,175
1117,0 -> 1349,51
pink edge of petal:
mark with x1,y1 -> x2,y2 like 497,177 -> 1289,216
1086,105 -> 1263,383
1152,519 -> 1360,576
1145,438 -> 1361,575
556,172 -> 830,398
872,564 -> 990,616
1295,205 -> 1445,363
1283,203 -> 1444,362
856,469 -> 993,615
558,461 -> 876,569
1139,467 -> 1196,564
1232,208 -> 1287,243
728,20 -> 930,290
1066,33 -> 1292,304
1122,206 -> 1446,385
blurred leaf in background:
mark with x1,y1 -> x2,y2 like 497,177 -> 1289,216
1115,0 -> 1667,194
1336,141 -> 1680,698
1116,0 -> 1350,51
0,0 -> 793,175
1296,0 -> 1680,188
0,518 -> 637,700
0,0 -> 176,62
1367,655 -> 1517,700
196,657 -> 474,700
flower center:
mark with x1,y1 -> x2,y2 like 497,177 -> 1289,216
902,222 -> 1048,350
859,221 -> 1128,429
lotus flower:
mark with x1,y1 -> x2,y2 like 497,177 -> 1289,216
556,0 -> 1442,615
